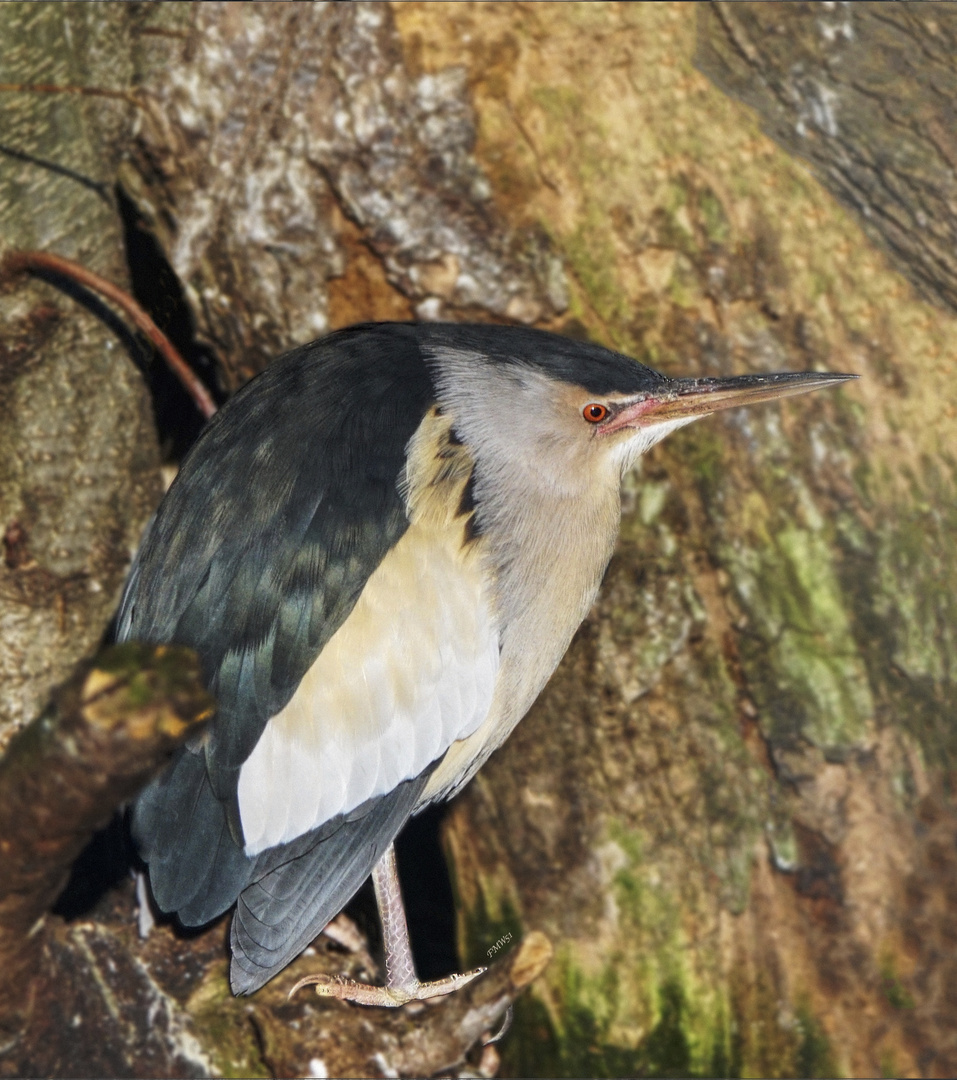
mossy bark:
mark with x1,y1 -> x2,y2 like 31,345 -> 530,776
395,3 -> 957,1076
4,2 -> 957,1076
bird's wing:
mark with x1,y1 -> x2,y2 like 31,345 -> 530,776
230,770 -> 431,994
122,326 -> 437,916
123,326 -> 500,956
119,325 -> 434,804
234,497 -> 499,855
225,490 -> 499,993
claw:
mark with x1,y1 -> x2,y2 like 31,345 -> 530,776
288,965 -> 486,1007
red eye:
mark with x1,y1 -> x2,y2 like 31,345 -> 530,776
583,403 -> 608,423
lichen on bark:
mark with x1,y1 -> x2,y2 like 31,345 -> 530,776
4,2 -> 957,1075
397,2 -> 957,1075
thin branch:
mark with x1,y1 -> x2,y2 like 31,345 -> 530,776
4,250 -> 218,419
0,141 -> 113,204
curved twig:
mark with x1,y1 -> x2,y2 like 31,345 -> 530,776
4,250 -> 218,420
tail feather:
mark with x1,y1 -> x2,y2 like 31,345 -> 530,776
229,771 -> 429,995
132,748 -> 253,925
133,752 -> 435,995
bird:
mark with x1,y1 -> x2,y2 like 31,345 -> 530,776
117,321 -> 854,1003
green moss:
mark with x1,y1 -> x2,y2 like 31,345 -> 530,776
669,424 -> 728,500
795,999 -> 840,1079
563,206 -> 634,340
95,642 -> 206,701
724,524 -> 874,752
126,673 -> 155,707
530,85 -> 608,190
640,979 -> 693,1078
531,84 -> 586,124
653,178 -> 698,259
517,822 -> 740,1077
879,955 -> 915,1012
698,187 -> 731,247
453,866 -> 525,971
188,977 -> 267,1078
765,818 -> 799,873
505,959 -> 727,1079
503,992 -> 565,1078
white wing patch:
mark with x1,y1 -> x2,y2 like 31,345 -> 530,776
237,520 -> 499,856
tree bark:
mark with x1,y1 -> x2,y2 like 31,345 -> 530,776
396,3 -> 957,1076
696,2 -> 957,318
2,2 -> 957,1077
119,1 -> 564,390
0,643 -> 212,1073
0,1 -> 161,754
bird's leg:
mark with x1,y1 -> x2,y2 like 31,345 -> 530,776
288,842 -> 485,1007
373,841 -> 419,993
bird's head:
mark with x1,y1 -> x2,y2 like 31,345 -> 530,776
424,325 -> 855,497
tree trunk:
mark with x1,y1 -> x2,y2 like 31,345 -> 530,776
0,1 -> 160,753
2,2 -> 956,1077
396,3 -> 957,1077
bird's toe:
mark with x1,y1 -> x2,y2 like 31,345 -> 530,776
287,965 -> 486,1008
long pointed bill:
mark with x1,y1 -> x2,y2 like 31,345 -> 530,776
603,371 -> 857,433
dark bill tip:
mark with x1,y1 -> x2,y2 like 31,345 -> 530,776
614,370 -> 857,428
672,370 -> 857,417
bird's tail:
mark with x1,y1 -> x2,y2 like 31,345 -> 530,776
229,770 -> 430,994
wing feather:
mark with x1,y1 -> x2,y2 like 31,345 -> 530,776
122,325 -> 433,916
230,770 -> 433,995
235,520 -> 499,855
132,749 -> 252,924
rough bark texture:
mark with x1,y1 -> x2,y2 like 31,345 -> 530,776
2,1 -> 957,1076
394,3 -> 957,1077
119,1 -> 565,390
0,1 -> 161,754
696,2 -> 957,318
0,643 -> 213,1071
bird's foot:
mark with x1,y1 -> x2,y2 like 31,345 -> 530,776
289,845 -> 486,1006
288,965 -> 486,1007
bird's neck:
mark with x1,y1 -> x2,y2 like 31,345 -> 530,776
482,466 -> 622,720
406,405 -> 623,805
426,460 -> 622,805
